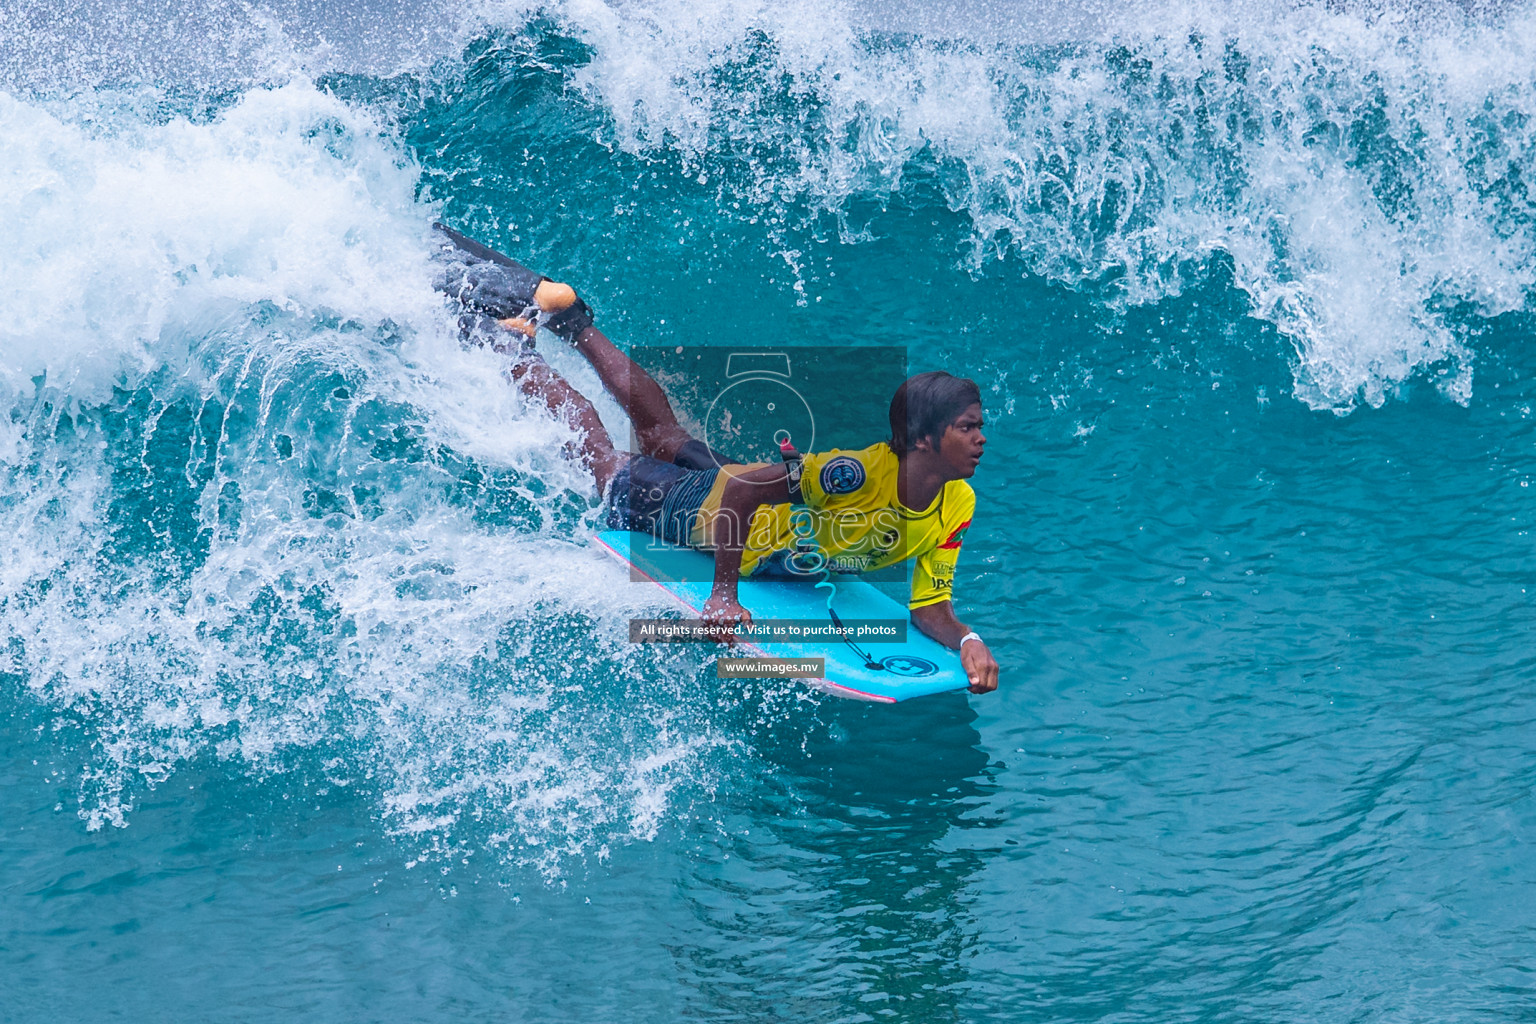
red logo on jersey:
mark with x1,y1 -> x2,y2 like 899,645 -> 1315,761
938,519 -> 971,550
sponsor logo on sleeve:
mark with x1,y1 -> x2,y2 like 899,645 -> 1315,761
820,456 -> 866,495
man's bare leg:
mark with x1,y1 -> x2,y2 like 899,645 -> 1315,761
563,324 -> 693,462
505,353 -> 627,495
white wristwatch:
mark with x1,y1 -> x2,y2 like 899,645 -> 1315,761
959,631 -> 983,649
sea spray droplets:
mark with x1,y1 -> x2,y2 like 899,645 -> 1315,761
0,0 -> 500,94
528,0 -> 1536,410
1,341 -> 736,873
0,77 -> 735,877
0,82 -> 437,404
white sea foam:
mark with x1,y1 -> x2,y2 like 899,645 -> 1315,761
0,75 -> 734,874
531,0 -> 1536,411
0,82 -> 440,401
10,0 -> 1534,405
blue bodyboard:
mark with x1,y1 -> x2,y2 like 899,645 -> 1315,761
595,530 -> 969,702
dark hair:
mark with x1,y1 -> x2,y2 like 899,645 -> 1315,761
888,371 -> 982,457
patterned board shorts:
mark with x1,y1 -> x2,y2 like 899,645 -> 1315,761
604,439 -> 742,544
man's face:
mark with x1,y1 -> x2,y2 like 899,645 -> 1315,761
935,403 -> 986,479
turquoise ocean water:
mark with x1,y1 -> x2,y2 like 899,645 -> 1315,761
3,1 -> 1535,1019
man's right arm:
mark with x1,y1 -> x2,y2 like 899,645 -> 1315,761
702,464 -> 793,639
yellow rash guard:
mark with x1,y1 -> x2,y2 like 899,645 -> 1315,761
691,442 -> 975,610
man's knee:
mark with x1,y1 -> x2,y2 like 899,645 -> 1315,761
590,451 -> 628,496
636,425 -> 693,463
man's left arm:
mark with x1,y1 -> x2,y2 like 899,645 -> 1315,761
910,601 -> 999,694
907,493 -> 996,693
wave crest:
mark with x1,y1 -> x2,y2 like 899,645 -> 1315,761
537,0 -> 1536,410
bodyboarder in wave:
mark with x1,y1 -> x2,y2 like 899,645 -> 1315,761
434,224 -> 1000,694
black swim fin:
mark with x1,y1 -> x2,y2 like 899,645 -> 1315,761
432,222 -> 546,320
